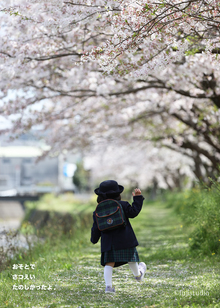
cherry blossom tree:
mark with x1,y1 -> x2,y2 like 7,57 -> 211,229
0,0 -> 220,187
87,0 -> 220,77
84,141 -> 195,191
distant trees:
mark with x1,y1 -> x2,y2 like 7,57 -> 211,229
73,161 -> 91,192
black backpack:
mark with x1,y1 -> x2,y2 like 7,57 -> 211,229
95,199 -> 126,232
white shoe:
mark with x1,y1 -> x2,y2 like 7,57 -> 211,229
105,286 -> 115,294
135,262 -> 146,282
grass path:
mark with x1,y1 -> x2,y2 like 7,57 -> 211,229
1,200 -> 220,307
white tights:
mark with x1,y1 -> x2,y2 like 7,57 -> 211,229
104,262 -> 140,287
128,262 -> 140,277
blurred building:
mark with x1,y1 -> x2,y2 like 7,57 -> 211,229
0,133 -> 77,196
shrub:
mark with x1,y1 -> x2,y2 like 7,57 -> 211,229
188,181 -> 220,255
20,193 -> 95,239
171,180 -> 220,255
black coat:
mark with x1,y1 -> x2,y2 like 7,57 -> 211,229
90,195 -> 144,252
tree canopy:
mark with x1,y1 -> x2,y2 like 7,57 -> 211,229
1,1 -> 220,188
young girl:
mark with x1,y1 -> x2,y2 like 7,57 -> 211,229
91,180 -> 146,294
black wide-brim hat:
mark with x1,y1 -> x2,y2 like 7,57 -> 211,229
94,180 -> 124,196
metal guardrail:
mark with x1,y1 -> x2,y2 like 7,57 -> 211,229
0,186 -> 60,197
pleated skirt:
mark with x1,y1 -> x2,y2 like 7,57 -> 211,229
101,246 -> 140,267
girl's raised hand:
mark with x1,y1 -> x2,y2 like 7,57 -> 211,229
132,188 -> 142,196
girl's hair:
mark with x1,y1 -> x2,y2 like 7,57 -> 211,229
97,194 -> 121,203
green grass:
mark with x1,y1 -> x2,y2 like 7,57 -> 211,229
1,199 -> 220,307
24,193 -> 96,215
